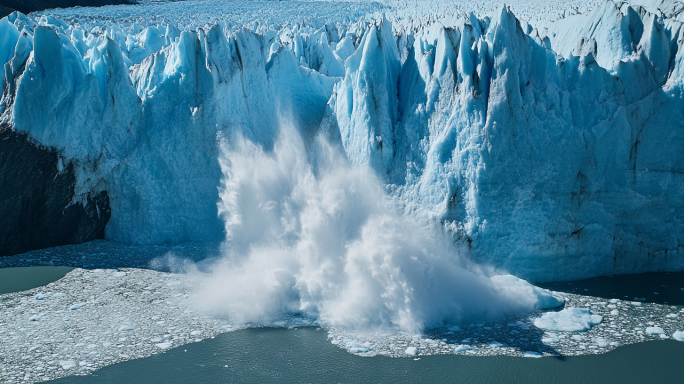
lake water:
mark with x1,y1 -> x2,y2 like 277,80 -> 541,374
47,328 -> 684,384
1,266 -> 682,383
0,266 -> 73,294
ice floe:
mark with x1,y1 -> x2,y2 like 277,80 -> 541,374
533,308 -> 603,332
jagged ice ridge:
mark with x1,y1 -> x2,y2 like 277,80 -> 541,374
1,0 -> 684,285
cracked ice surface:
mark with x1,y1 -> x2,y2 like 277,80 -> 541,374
327,295 -> 684,358
0,242 -> 682,383
0,268 -> 231,383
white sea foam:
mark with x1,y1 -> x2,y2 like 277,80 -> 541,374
188,123 -> 561,333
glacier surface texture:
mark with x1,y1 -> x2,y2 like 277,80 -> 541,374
1,0 -> 684,282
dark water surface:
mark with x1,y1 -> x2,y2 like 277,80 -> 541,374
48,328 -> 684,384
536,271 -> 684,306
0,266 -> 73,294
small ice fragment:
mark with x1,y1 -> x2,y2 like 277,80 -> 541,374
610,299 -> 620,304
150,337 -> 163,343
524,351 -> 542,358
487,341 -> 504,348
70,303 -> 87,310
190,330 -> 202,336
673,331 -> 684,342
348,342 -> 371,353
542,336 -> 560,344
405,347 -> 418,356
112,272 -> 126,277
60,361 -> 76,370
610,309 -> 619,316
646,327 -> 664,335
119,325 -> 134,332
156,342 -> 173,349
35,293 -> 47,300
454,345 -> 471,352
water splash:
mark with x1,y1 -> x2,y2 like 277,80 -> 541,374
190,121 -> 561,333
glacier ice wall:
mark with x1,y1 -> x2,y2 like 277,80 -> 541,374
190,126 -> 563,331
327,5 -> 684,281
1,1 -> 684,281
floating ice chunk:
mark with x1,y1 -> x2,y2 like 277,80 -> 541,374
542,335 -> 560,344
454,345 -> 471,352
156,342 -> 173,349
631,302 -> 642,306
29,314 -> 43,321
112,272 -> 126,277
347,342 -> 371,354
190,330 -> 202,336
594,338 -> 609,347
534,308 -> 603,332
645,327 -> 664,335
487,341 -> 504,348
610,309 -> 619,316
673,331 -> 684,342
524,351 -> 542,358
60,360 -> 76,370
70,303 -> 87,310
666,314 -> 678,319
610,299 -> 620,304
34,293 -> 47,300
405,347 -> 418,356
150,337 -> 163,343
490,275 -> 564,310
118,325 -> 134,332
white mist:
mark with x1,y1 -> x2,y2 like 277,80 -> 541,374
190,122 -> 561,333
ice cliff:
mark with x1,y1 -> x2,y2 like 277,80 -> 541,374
1,0 -> 683,281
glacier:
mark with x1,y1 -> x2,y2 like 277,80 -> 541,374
1,0 -> 684,285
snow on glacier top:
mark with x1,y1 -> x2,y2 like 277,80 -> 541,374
29,0 -> 606,34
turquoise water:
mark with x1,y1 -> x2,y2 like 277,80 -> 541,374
0,266 -> 73,294
48,328 -> 684,384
